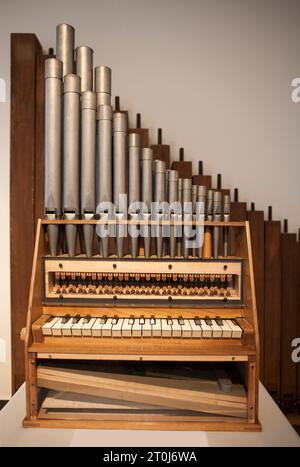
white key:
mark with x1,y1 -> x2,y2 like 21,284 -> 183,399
161,319 -> 172,337
190,319 -> 202,338
91,318 -> 104,337
227,320 -> 242,339
178,319 -> 192,338
71,318 -> 85,336
122,318 -> 133,337
132,319 -> 143,337
200,319 -> 212,338
112,318 -> 123,337
171,319 -> 182,338
211,319 -> 222,338
142,318 -> 152,337
61,317 -> 75,336
51,317 -> 65,336
81,318 -> 97,336
101,318 -> 114,337
42,317 -> 60,336
151,318 -> 161,337
216,319 -> 232,338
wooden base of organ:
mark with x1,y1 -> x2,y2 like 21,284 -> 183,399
23,219 -> 261,431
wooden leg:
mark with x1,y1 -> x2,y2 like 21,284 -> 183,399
247,357 -> 259,423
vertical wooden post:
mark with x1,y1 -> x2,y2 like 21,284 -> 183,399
280,223 -> 298,410
247,356 -> 259,423
247,207 -> 265,381
264,209 -> 281,402
10,34 -> 44,393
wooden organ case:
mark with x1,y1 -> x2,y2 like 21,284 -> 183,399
19,23 -> 261,431
23,218 -> 261,431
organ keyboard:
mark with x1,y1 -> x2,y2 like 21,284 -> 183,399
22,22 -> 260,432
41,315 -> 243,339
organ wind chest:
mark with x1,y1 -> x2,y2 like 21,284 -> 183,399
23,23 -> 261,431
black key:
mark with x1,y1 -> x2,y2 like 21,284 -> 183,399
178,317 -> 185,326
72,314 -> 81,324
150,317 -> 156,325
216,318 -> 223,326
100,315 -> 107,324
84,315 -> 91,324
139,317 -> 145,325
61,314 -> 70,324
129,317 -> 135,325
167,317 -> 173,326
194,318 -> 201,326
205,317 -> 212,326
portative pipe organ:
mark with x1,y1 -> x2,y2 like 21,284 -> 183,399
23,23 -> 260,430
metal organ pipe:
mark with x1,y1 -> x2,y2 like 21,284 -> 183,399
182,178 -> 192,258
113,112 -> 128,258
154,160 -> 166,258
167,170 -> 178,258
95,65 -> 111,106
76,46 -> 93,92
63,74 -> 81,257
56,23 -> 75,77
223,194 -> 230,257
213,191 -> 222,258
197,185 -> 207,258
141,148 -> 153,258
96,104 -> 113,257
128,133 -> 141,258
44,57 -> 63,256
81,91 -> 97,256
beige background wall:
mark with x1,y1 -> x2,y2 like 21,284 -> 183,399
0,0 -> 300,399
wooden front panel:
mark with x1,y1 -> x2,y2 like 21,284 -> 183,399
264,220 -> 281,401
247,210 -> 265,380
280,233 -> 298,409
171,161 -> 192,179
10,34 -> 44,392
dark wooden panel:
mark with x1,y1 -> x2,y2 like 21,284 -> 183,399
280,232 -> 298,410
172,148 -> 192,179
150,129 -> 170,168
247,210 -> 265,381
264,220 -> 281,401
128,113 -> 149,148
230,202 -> 247,221
297,234 -> 300,405
10,33 -> 43,392
192,175 -> 212,188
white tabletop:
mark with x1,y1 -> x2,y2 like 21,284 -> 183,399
0,383 -> 299,447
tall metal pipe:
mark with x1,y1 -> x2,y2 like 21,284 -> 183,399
45,57 -> 63,256
182,178 -> 192,258
96,104 -> 113,257
154,160 -> 166,258
192,184 -> 198,257
76,46 -> 93,92
56,23 -> 74,77
81,91 -> 96,256
203,189 -> 213,258
213,191 -> 222,258
141,148 -> 153,258
177,178 -> 183,256
223,194 -> 230,257
128,133 -> 141,257
197,185 -> 207,258
113,112 -> 127,257
95,66 -> 111,106
63,74 -> 81,256
168,170 -> 178,258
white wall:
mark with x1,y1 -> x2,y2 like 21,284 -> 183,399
1,0 -> 300,398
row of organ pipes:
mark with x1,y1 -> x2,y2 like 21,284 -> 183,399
45,24 -> 231,259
